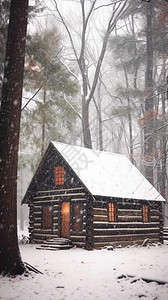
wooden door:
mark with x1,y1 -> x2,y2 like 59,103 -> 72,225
61,202 -> 70,238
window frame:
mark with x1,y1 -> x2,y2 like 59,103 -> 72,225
42,205 -> 53,229
142,204 -> 149,223
71,203 -> 84,232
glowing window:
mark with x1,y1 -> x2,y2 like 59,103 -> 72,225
109,203 -> 115,222
55,166 -> 64,185
143,205 -> 148,222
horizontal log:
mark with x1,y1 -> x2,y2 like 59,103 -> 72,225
71,236 -> 86,242
150,209 -> 161,216
33,233 -> 57,238
93,215 -> 108,222
33,223 -> 42,227
70,229 -> 86,234
93,210 -> 108,216
93,221 -> 160,229
118,216 -> 142,222
34,192 -> 86,200
71,198 -> 86,202
72,242 -> 85,247
38,187 -> 84,194
118,209 -> 142,216
117,203 -> 141,210
34,199 -> 60,204
94,227 -> 160,236
150,216 -> 160,221
33,228 -> 59,234
34,217 -> 41,221
93,202 -> 107,208
94,238 -> 160,249
93,207 -> 107,211
34,211 -> 42,215
34,205 -> 42,210
94,233 -> 160,243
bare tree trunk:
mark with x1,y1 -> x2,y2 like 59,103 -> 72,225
97,102 -> 103,151
0,0 -> 28,275
144,0 -> 154,185
82,99 -> 92,148
127,97 -> 133,162
54,0 -> 128,149
41,84 -> 47,157
159,64 -> 167,199
93,78 -> 103,151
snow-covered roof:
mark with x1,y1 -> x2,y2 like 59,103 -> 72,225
51,141 -> 165,202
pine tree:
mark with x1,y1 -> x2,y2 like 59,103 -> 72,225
21,27 -> 79,170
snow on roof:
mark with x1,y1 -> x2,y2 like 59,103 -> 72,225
51,141 -> 165,202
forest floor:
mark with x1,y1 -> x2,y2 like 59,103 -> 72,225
0,241 -> 168,300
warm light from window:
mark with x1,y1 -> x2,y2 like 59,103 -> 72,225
109,203 -> 115,222
55,166 -> 64,185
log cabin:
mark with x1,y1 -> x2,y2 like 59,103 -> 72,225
22,141 -> 165,249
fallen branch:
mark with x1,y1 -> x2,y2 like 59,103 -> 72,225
24,262 -> 43,274
118,274 -> 168,285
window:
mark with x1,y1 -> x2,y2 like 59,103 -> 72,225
143,205 -> 148,222
109,202 -> 115,222
43,206 -> 53,229
72,204 -> 83,232
55,166 -> 64,185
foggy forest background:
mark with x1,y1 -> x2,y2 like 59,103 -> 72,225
0,0 -> 168,229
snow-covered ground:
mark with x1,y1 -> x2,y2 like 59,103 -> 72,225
0,242 -> 168,300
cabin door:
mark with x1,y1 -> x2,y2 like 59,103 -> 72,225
61,202 -> 70,238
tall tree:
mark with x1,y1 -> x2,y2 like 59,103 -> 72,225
0,0 -> 43,94
0,0 -> 10,92
0,0 -> 28,275
52,0 -> 129,148
143,0 -> 155,184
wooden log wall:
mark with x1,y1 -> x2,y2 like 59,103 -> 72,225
93,197 -> 163,249
28,187 -> 87,248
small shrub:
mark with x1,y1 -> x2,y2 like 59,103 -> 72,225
18,234 -> 29,244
